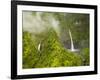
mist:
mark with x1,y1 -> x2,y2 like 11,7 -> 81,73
23,11 -> 60,35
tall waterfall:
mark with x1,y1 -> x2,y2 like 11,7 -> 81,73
69,29 -> 79,52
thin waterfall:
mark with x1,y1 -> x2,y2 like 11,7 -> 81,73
38,43 -> 41,51
69,29 -> 79,52
69,29 -> 74,51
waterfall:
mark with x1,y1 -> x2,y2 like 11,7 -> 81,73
69,29 -> 74,51
69,29 -> 79,52
38,43 -> 41,51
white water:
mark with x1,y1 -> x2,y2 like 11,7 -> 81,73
69,29 -> 79,52
38,43 -> 41,51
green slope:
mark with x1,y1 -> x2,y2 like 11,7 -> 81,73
23,28 -> 83,68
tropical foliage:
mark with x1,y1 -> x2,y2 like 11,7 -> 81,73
22,11 -> 90,68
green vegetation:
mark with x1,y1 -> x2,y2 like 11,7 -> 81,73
22,11 -> 90,68
80,48 -> 90,65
